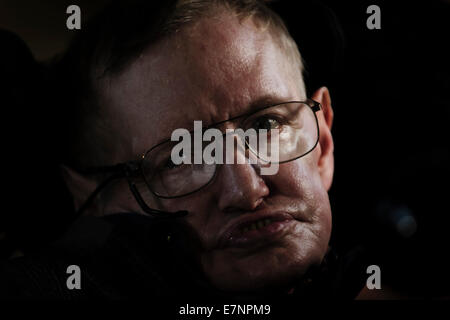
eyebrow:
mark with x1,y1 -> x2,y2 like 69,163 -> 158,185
153,93 -> 297,148
204,94 -> 295,129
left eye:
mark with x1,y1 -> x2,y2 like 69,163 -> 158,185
252,117 -> 281,131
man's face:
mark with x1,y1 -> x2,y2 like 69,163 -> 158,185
97,12 -> 333,292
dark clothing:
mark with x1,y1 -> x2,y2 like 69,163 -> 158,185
0,213 -> 367,300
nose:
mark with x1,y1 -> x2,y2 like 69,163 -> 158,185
215,159 -> 270,213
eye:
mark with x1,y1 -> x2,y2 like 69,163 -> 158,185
252,116 -> 281,131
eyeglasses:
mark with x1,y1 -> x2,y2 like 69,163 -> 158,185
75,99 -> 321,218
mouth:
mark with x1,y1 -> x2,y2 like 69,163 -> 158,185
218,212 -> 297,250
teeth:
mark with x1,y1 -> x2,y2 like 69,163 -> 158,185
242,219 -> 272,233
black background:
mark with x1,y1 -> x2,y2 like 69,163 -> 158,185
274,0 -> 450,297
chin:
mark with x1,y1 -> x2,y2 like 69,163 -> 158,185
202,226 -> 330,293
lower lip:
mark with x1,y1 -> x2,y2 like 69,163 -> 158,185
222,219 -> 296,249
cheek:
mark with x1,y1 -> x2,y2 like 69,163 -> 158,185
269,153 -> 332,244
279,156 -> 332,242
269,153 -> 325,203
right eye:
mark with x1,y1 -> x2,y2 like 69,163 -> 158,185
252,116 -> 282,131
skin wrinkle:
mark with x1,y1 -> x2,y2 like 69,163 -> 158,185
101,14 -> 302,156
67,10 -> 334,293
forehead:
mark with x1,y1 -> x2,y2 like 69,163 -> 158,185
100,11 -> 305,159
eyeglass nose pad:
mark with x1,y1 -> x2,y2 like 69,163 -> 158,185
223,130 -> 274,170
245,130 -> 280,164
242,139 -> 273,175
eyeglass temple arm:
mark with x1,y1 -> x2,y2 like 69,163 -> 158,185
76,163 -> 188,218
76,170 -> 122,216
122,162 -> 189,218
307,99 -> 322,112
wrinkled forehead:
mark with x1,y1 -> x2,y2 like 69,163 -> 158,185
99,12 -> 306,157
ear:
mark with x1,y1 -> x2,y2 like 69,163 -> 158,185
60,165 -> 98,213
311,86 -> 334,191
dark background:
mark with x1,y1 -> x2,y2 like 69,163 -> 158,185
277,0 -> 450,298
1,0 -> 449,298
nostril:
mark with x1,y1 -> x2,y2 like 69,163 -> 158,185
253,197 -> 265,209
222,192 -> 267,214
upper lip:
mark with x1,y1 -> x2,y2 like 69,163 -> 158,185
217,210 -> 298,249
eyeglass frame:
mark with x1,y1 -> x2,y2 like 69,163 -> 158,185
74,99 -> 322,218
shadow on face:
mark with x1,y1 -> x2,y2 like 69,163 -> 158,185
97,10 -> 334,293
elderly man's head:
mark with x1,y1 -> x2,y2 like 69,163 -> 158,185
59,0 -> 334,293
